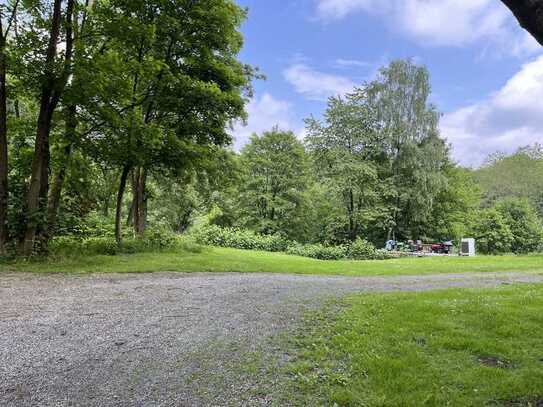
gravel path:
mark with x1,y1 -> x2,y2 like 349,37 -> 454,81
1,271 -> 543,406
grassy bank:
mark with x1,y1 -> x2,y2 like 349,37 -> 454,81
1,246 -> 543,276
284,285 -> 543,406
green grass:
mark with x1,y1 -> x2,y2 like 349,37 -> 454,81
284,285 -> 543,406
1,246 -> 543,276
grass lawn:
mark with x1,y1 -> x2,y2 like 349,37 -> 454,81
284,284 -> 543,406
1,246 -> 543,276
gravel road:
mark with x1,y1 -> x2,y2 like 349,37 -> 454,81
1,271 -> 543,406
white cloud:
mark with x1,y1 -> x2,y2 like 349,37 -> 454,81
334,58 -> 370,68
316,0 -> 540,55
231,93 -> 302,150
283,63 -> 357,101
441,56 -> 543,166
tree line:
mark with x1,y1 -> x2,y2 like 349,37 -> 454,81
0,0 -> 256,255
188,60 -> 542,254
1,1 -> 541,257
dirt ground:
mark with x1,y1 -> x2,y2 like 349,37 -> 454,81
1,271 -> 543,406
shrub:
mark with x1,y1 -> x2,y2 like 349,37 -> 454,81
83,237 -> 120,255
348,238 -> 376,260
191,225 -> 291,252
49,229 -> 202,257
286,243 -> 349,260
49,236 -> 119,256
192,225 -> 394,261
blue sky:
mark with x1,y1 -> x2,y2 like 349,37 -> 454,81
232,0 -> 543,167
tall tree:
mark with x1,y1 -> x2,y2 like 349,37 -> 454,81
239,128 -> 311,241
306,93 -> 391,243
46,0 -> 93,239
500,0 -> 543,46
79,0 -> 256,242
20,0 -> 75,255
366,59 -> 448,240
0,0 -> 19,254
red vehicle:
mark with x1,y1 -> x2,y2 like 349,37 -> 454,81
431,241 -> 454,254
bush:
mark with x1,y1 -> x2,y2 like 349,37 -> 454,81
192,225 -> 394,261
348,238 -> 376,260
286,243 -> 349,260
191,225 -> 291,252
286,239 -> 389,261
49,229 -> 202,257
49,236 -> 120,256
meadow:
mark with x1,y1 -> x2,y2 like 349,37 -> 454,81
2,245 -> 542,276
284,284 -> 543,406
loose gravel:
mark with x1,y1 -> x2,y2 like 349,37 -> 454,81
1,271 -> 543,406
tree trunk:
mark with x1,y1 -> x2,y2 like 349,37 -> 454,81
21,0 -> 74,255
46,156 -> 69,239
133,167 -> 147,236
115,165 -> 130,244
0,27 -> 8,254
102,198 -> 110,217
126,196 -> 135,226
46,105 -> 76,239
501,0 -> 543,46
127,170 -> 136,226
22,106 -> 54,255
177,210 -> 192,233
348,188 -> 355,241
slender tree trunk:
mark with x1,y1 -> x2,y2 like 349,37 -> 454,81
22,106 -> 54,254
348,188 -> 355,241
177,210 -> 192,233
21,0 -> 74,255
0,27 -> 8,254
45,0 -> 92,241
127,170 -> 136,226
126,197 -> 135,226
102,198 -> 110,217
115,165 -> 130,244
46,147 -> 69,238
46,105 -> 76,239
133,167 -> 147,235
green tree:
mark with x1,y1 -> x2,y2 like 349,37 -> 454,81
17,0 -> 76,255
73,0 -> 256,243
426,166 -> 482,242
475,145 -> 543,216
366,59 -> 449,241
473,209 -> 514,255
305,93 -> 392,243
0,0 -> 20,253
239,128 -> 311,241
495,198 -> 543,254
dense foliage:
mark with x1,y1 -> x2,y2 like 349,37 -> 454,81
192,225 -> 390,260
0,0 -> 255,255
0,1 -> 540,258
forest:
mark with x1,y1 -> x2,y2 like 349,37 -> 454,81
0,0 -> 542,259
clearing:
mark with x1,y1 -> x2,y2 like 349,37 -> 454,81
3,246 -> 543,276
